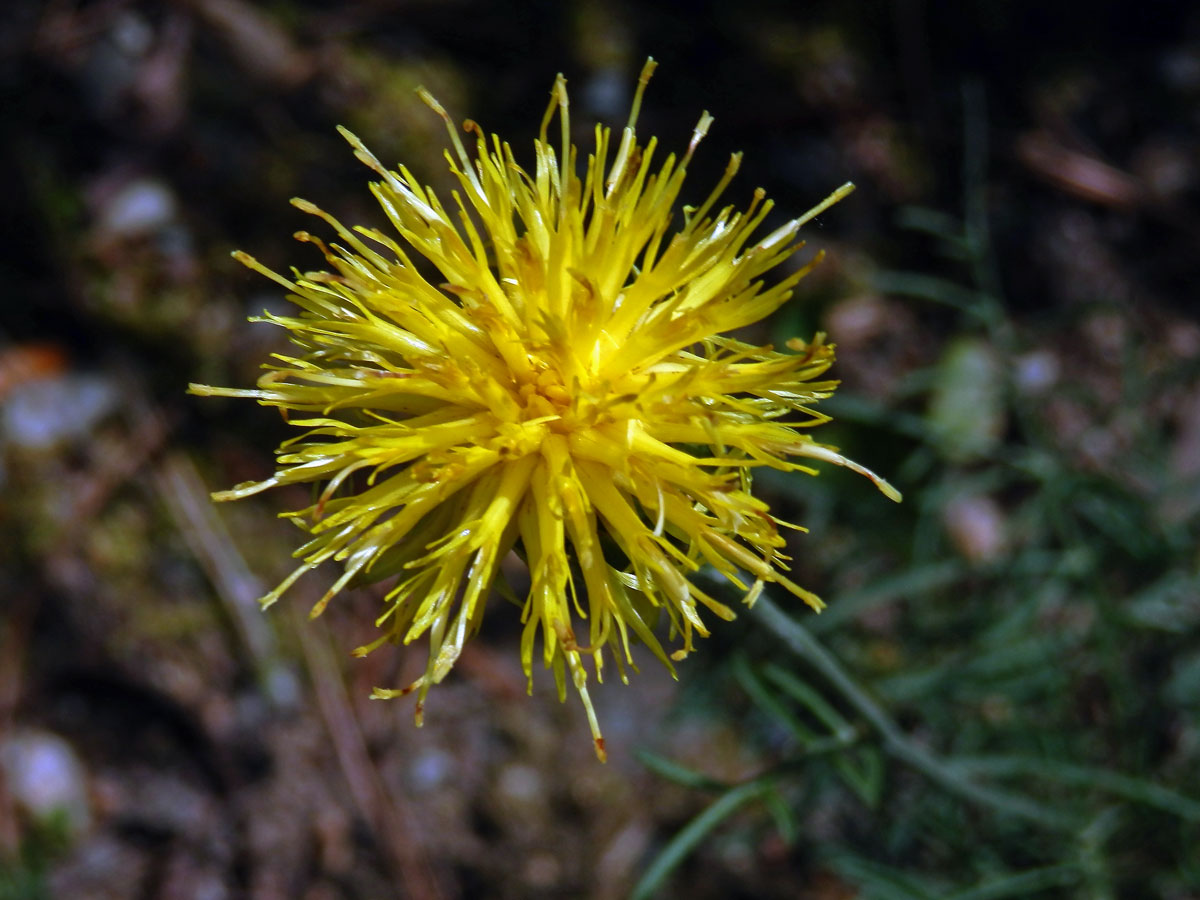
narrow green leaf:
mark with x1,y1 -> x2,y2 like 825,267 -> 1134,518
631,781 -> 771,900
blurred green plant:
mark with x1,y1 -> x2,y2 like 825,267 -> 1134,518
0,811 -> 73,900
634,84 -> 1200,899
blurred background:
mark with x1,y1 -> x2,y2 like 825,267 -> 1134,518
3,1 -> 1200,897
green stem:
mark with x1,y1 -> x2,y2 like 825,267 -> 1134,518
750,595 -> 1078,832
630,779 -> 773,900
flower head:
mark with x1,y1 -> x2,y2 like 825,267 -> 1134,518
192,60 -> 899,760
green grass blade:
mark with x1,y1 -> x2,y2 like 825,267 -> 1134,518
631,781 -> 770,900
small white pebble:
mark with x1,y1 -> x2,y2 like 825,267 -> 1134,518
99,179 -> 177,237
2,374 -> 118,449
497,763 -> 542,804
1014,350 -> 1060,395
0,729 -> 92,836
409,749 -> 454,792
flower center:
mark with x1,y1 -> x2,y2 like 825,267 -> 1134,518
516,367 -> 572,421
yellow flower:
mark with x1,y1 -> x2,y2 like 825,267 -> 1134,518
191,60 -> 899,761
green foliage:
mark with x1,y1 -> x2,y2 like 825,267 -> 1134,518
0,811 -> 73,900
636,85 -> 1200,898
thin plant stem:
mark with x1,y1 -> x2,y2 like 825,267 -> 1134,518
630,780 -> 774,900
750,595 -> 1078,832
